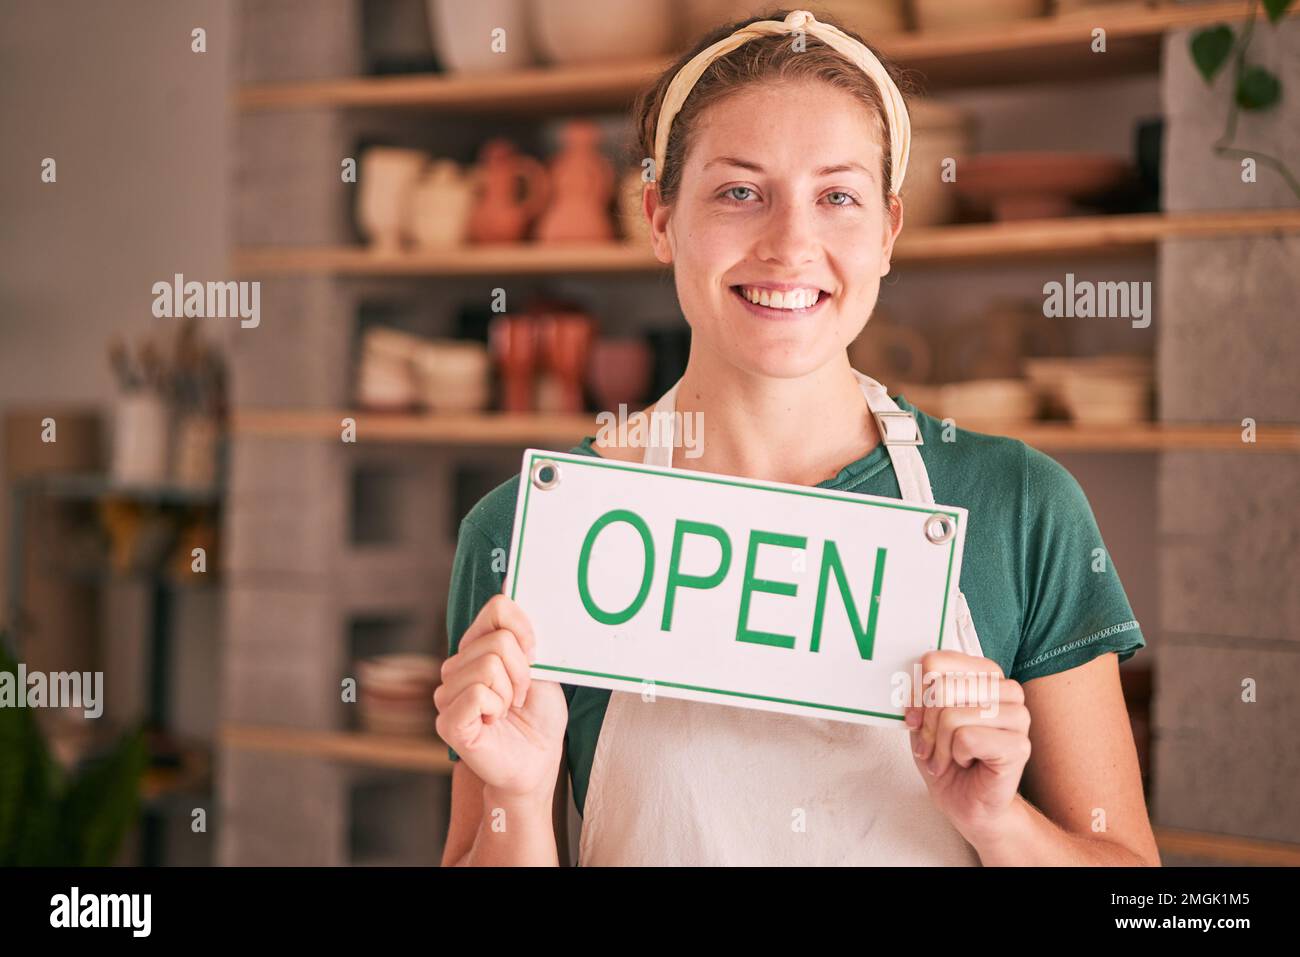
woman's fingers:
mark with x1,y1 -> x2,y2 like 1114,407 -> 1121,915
461,594 -> 537,661
924,702 -> 1031,778
441,628 -> 532,709
948,725 -> 1033,778
435,650 -> 514,721
435,681 -> 508,755
908,653 -> 1019,764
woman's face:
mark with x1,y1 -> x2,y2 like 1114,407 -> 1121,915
647,79 -> 903,380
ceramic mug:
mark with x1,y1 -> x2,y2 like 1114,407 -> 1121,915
358,147 -> 430,252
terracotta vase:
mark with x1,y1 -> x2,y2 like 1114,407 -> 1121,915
535,120 -> 615,243
488,314 -> 539,412
536,311 -> 595,413
467,139 -> 550,243
587,338 -> 652,410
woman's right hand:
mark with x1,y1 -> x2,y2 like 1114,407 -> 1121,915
434,593 -> 568,802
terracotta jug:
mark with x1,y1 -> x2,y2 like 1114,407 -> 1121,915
535,119 -> 615,243
535,310 -> 595,412
488,314 -> 539,412
467,139 -> 549,243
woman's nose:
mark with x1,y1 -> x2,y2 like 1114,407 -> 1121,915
753,199 -> 819,265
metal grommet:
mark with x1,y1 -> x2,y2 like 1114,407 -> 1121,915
924,512 -> 955,545
531,459 -> 561,491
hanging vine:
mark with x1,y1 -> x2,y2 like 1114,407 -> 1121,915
1189,0 -> 1299,198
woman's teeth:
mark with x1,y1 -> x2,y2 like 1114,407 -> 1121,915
737,285 -> 822,310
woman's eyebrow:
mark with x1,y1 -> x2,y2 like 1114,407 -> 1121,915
702,156 -> 873,177
815,161 -> 873,176
703,155 -> 764,172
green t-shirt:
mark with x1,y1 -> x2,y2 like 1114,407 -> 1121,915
444,394 -> 1144,818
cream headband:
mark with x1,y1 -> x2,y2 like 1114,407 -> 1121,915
653,8 -> 911,195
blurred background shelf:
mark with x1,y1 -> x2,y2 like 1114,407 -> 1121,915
234,240 -> 661,276
236,1 -> 1276,110
221,723 -> 454,774
232,409 -> 596,445
1153,827 -> 1300,867
232,210 -> 1300,275
229,410 -> 1300,452
13,471 -> 221,506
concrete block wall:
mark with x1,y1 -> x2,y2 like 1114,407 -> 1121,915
217,749 -> 349,866
1151,24 -> 1300,854
219,1 -> 458,865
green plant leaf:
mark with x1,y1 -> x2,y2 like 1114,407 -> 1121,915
1190,25 -> 1235,82
0,643 -> 25,862
0,640 -> 60,865
2,707 -> 62,865
1261,0 -> 1293,24
59,723 -> 148,865
0,637 -> 147,866
1237,65 -> 1282,110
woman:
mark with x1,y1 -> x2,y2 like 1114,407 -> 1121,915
436,8 -> 1158,866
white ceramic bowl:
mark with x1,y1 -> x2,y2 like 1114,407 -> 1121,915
357,653 -> 442,693
531,0 -> 675,65
1060,372 -> 1152,424
427,0 -> 536,73
941,378 -> 1040,422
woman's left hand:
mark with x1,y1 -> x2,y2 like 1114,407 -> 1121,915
903,650 -> 1032,845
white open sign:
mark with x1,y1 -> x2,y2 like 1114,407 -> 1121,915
506,448 -> 968,728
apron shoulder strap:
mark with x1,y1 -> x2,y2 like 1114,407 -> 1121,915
850,370 -> 934,506
642,380 -> 679,468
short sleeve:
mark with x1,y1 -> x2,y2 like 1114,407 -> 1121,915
443,516 -> 507,762
1012,446 -> 1144,683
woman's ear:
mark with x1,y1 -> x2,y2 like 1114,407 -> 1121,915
644,181 -> 675,266
880,193 -> 904,278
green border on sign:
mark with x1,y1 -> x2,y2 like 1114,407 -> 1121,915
510,451 -> 961,721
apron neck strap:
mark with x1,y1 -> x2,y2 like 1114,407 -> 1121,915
639,370 -> 935,505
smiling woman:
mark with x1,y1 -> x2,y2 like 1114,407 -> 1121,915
437,8 -> 1158,868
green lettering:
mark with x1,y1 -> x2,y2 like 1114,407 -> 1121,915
736,530 -> 805,649
810,542 -> 885,659
661,520 -> 732,631
577,509 -> 654,625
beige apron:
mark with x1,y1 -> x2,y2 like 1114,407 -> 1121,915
576,370 -> 984,866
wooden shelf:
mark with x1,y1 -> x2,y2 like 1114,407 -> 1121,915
221,724 -> 454,774
230,409 -> 1300,453
236,2 -> 1274,111
885,0 -> 1269,90
982,421 -> 1300,452
231,210 -> 1300,276
232,409 -> 597,446
1154,826 -> 1300,867
897,209 -> 1300,264
233,240 -> 659,277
